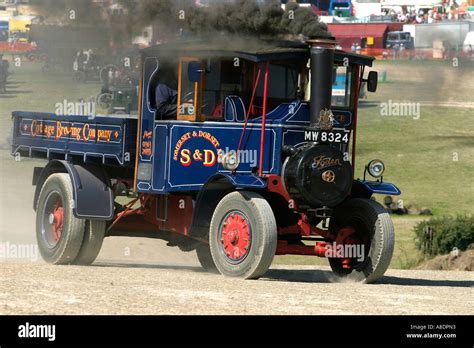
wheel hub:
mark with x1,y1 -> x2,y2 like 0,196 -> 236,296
48,213 -> 55,225
51,200 -> 64,242
335,226 -> 359,269
221,212 -> 251,262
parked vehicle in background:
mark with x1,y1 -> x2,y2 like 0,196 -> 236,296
73,49 -> 103,83
386,31 -> 414,49
97,84 -> 139,115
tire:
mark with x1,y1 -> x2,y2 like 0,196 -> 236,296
196,244 -> 219,273
97,92 -> 113,109
73,220 -> 106,265
209,191 -> 277,279
328,198 -> 395,283
36,173 -> 86,264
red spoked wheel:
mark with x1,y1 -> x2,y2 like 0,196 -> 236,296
41,192 -> 64,248
219,211 -> 252,263
51,199 -> 64,243
334,226 -> 368,271
209,191 -> 277,279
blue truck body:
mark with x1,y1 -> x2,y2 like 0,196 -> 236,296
11,42 -> 400,199
11,105 -> 355,193
12,112 -> 137,167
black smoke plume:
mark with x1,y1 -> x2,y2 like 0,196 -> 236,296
29,0 -> 102,23
132,0 -> 330,41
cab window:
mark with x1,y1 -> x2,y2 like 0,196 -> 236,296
332,65 -> 352,108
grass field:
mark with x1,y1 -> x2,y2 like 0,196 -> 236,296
356,59 -> 474,216
1,58 -> 473,269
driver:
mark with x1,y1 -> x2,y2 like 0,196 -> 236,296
155,68 -> 179,120
155,65 -> 194,120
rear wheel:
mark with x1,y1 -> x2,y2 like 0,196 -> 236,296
36,173 -> 85,264
209,191 -> 277,279
73,220 -> 106,265
329,198 -> 395,283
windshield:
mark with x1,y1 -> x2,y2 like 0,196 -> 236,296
332,65 -> 352,108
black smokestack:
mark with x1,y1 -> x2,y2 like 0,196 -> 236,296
308,39 -> 337,126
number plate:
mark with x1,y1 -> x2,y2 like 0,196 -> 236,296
304,130 -> 350,144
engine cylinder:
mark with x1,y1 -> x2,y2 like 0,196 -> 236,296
283,145 -> 353,208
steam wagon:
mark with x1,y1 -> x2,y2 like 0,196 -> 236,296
11,38 -> 401,283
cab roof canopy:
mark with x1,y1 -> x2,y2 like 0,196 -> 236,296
141,38 -> 375,66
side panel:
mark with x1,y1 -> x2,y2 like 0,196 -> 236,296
11,112 -> 136,167
167,124 -> 277,191
136,122 -> 279,193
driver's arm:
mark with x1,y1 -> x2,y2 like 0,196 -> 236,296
155,84 -> 178,119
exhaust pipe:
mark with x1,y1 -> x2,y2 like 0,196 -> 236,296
307,39 -> 337,127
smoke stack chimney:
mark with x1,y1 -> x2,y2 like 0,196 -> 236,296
307,38 -> 337,126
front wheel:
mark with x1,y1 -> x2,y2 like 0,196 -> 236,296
328,198 -> 395,283
196,244 -> 219,274
209,191 -> 277,279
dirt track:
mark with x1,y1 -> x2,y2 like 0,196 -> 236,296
0,151 -> 473,315
1,247 -> 473,315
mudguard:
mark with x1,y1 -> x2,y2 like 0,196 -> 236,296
217,173 -> 267,189
33,160 -> 114,220
352,179 -> 401,197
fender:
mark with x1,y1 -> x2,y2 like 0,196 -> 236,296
351,179 -> 401,198
33,160 -> 114,220
189,173 -> 267,239
216,173 -> 267,189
